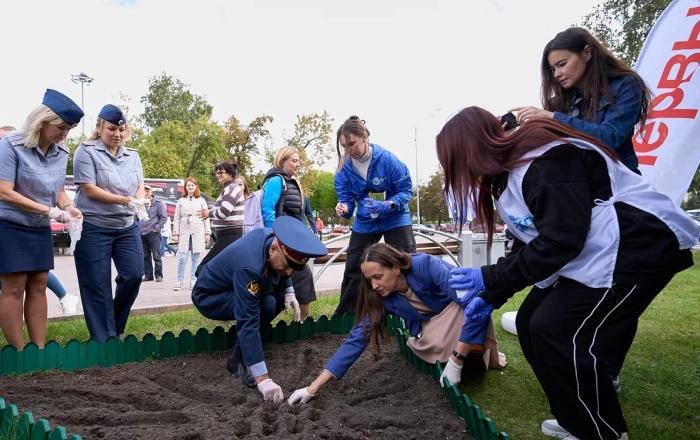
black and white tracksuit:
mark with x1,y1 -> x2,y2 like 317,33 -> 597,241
480,141 -> 696,440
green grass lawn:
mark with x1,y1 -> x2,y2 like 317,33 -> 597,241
1,256 -> 698,439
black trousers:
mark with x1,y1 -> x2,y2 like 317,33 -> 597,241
141,231 -> 163,279
515,276 -> 672,440
334,225 -> 416,316
195,227 -> 243,277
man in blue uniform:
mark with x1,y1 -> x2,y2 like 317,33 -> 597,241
192,216 -> 327,402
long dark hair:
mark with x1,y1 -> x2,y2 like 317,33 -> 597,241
541,27 -> 651,125
355,243 -> 412,359
336,115 -> 370,170
436,106 -> 617,247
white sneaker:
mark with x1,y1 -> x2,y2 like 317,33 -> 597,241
189,277 -> 197,289
612,375 -> 621,393
542,419 -> 575,439
59,293 -> 80,315
174,282 -> 183,291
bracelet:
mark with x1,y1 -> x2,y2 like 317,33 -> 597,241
452,350 -> 468,362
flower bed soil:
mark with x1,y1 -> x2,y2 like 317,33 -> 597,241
0,334 -> 469,439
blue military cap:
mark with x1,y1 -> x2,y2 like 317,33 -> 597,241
272,216 -> 328,271
42,89 -> 84,125
98,104 -> 127,126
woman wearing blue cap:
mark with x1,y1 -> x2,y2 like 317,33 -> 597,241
287,243 -> 506,405
72,104 -> 149,342
0,89 -> 83,349
333,115 -> 416,316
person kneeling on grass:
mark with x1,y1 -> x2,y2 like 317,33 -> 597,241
191,216 -> 327,403
287,243 -> 507,405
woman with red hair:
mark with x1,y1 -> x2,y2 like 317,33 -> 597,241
438,107 -> 697,440
173,177 -> 210,290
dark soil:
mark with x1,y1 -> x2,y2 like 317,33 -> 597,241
0,334 -> 469,439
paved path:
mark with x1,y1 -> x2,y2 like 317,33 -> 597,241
47,233 -> 469,320
48,252 -> 347,320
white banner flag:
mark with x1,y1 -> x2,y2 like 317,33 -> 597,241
633,0 -> 700,205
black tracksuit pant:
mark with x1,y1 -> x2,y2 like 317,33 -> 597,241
515,276 -> 673,440
334,225 -> 416,316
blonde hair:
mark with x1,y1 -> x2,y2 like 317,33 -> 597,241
21,105 -> 64,149
88,118 -> 133,143
274,147 -> 299,169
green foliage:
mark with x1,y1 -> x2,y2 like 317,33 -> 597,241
306,170 -> 337,223
223,114 -> 274,176
408,170 -> 449,224
581,0 -> 671,65
140,72 -> 213,129
64,134 -> 86,175
286,111 -> 335,174
137,118 -> 227,195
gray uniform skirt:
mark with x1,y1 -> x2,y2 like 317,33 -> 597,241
0,220 -> 53,273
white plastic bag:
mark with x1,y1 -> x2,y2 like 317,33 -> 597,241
68,217 -> 83,254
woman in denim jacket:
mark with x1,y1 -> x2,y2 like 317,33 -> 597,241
512,27 -> 651,173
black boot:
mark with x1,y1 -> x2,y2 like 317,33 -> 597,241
226,347 -> 257,389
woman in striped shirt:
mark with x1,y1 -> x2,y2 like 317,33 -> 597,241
195,160 -> 245,276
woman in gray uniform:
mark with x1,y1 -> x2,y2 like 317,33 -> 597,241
72,104 -> 148,342
0,89 -> 83,348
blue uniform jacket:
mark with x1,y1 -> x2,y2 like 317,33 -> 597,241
191,228 -> 292,374
325,254 -> 484,379
334,144 -> 413,234
553,75 -> 643,171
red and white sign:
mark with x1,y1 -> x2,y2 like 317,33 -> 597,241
633,0 -> 700,205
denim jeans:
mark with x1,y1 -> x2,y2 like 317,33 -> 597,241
160,236 -> 177,256
177,251 -> 201,284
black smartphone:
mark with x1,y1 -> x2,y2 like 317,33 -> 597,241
500,112 -> 518,131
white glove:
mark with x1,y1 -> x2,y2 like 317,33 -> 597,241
287,387 -> 315,405
48,207 -> 70,224
68,217 -> 83,254
129,198 -> 150,221
257,378 -> 284,403
284,293 -> 302,322
440,357 -> 463,387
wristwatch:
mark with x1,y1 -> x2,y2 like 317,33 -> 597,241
452,350 -> 468,362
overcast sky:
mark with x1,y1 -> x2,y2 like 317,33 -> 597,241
0,0 -> 599,179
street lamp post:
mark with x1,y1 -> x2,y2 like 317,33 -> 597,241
413,108 -> 442,224
414,125 -> 420,224
71,72 -> 94,136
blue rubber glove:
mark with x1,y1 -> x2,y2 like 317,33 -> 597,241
363,198 -> 393,216
449,267 -> 485,304
463,297 -> 494,322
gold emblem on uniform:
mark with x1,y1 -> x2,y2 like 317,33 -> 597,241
246,280 -> 261,297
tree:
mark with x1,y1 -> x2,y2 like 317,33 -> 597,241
223,115 -> 273,176
306,171 -> 337,225
140,73 -> 213,129
581,0 -> 670,66
137,118 -> 226,195
420,171 -> 449,224
285,112 -> 335,175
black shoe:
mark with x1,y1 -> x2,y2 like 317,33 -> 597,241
226,349 -> 257,389
155,277 -> 163,282
142,276 -> 154,281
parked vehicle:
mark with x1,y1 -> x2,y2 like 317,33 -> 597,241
329,225 -> 350,238
414,224 -> 435,236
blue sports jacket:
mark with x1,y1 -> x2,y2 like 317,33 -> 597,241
324,254 -> 487,379
334,144 -> 413,234
553,75 -> 644,171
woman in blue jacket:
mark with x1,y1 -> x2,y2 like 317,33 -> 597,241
512,27 -> 651,173
287,243 -> 506,405
333,116 -> 416,315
